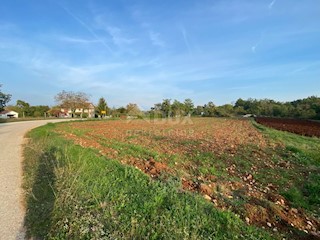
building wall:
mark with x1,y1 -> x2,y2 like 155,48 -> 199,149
60,108 -> 95,118
0,111 -> 19,118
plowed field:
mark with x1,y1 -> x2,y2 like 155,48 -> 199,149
55,118 -> 320,238
255,117 -> 320,137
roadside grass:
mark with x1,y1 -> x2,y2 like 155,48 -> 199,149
0,117 -> 97,124
0,117 -> 49,123
252,121 -> 320,216
23,123 -> 275,239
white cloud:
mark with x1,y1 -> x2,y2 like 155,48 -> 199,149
59,4 -> 114,53
180,26 -> 192,54
2,0 -> 319,107
149,31 -> 165,47
106,26 -> 136,46
93,15 -> 137,48
58,36 -> 100,44
251,32 -> 264,53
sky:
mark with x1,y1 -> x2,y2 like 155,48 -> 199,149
0,0 -> 319,109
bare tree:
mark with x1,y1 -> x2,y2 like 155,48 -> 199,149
55,90 -> 90,118
126,103 -> 142,116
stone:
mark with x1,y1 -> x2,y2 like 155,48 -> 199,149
204,194 -> 212,201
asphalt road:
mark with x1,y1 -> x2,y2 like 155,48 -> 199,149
0,119 -> 73,240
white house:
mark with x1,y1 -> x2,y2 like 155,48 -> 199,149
242,114 -> 257,118
60,103 -> 95,118
0,110 -> 19,119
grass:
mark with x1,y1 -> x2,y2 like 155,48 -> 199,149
252,121 -> 320,215
0,117 -> 94,124
252,121 -> 320,166
23,123 -> 275,239
0,117 -> 49,123
191,152 -> 226,177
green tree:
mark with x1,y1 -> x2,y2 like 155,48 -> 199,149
150,103 -> 163,118
183,98 -> 194,116
96,97 -> 108,117
203,101 -> 216,117
292,96 -> 320,119
194,105 -> 204,116
259,99 -> 274,116
30,105 -> 50,117
108,106 -> 127,118
153,103 -> 162,111
234,106 -> 246,115
171,100 -> 184,117
16,100 -> 31,117
215,104 -> 234,117
234,98 -> 247,110
0,84 -> 12,112
161,99 -> 172,117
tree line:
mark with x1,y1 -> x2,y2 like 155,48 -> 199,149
163,97 -> 320,119
1,86 -> 320,119
232,97 -> 320,119
6,100 -> 50,118
97,96 -> 320,120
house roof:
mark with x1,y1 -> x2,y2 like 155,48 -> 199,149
88,103 -> 95,108
0,110 -> 18,114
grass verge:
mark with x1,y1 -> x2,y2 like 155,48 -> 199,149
23,123 -> 274,239
252,120 -> 320,216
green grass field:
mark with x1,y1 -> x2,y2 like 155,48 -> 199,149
22,119 -> 320,239
252,121 -> 320,213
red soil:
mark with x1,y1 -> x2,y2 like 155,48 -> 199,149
255,117 -> 320,137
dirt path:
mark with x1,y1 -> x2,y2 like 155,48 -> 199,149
0,119 -> 74,240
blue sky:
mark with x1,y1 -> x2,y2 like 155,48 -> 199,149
0,0 -> 319,109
